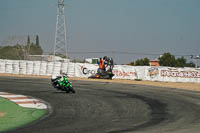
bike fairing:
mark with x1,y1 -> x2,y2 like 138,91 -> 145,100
51,75 -> 75,93
57,76 -> 72,89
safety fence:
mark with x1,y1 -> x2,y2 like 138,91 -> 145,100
0,59 -> 200,83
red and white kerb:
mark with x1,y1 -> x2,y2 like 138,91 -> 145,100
0,92 -> 47,109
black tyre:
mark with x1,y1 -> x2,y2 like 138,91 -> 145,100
65,89 -> 70,93
70,87 -> 75,93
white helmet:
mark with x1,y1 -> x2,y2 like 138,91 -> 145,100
51,74 -> 58,80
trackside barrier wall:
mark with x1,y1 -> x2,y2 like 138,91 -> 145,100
40,62 -> 47,75
12,60 -> 19,74
0,60 -> 5,73
26,61 -> 33,75
0,59 -> 199,83
33,61 -> 40,75
61,62 -> 68,74
19,61 -> 26,75
5,60 -> 13,74
52,62 -> 61,75
46,62 -> 53,75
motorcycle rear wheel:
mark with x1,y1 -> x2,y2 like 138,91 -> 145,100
69,87 -> 75,93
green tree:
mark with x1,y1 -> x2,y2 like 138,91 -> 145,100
186,61 -> 195,68
0,43 -> 43,60
36,35 -> 39,46
0,45 -> 23,60
175,56 -> 187,67
135,59 -> 142,66
29,43 -> 43,55
27,35 -> 30,45
134,57 -> 149,66
143,57 -> 149,66
159,52 -> 176,67
129,61 -> 135,66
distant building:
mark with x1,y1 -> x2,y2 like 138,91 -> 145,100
85,58 -> 98,64
28,55 -> 69,62
149,60 -> 160,66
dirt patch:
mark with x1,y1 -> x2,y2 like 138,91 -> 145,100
0,73 -> 51,79
0,74 -> 200,92
0,112 -> 6,118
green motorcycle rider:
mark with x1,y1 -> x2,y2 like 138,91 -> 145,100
57,76 -> 74,93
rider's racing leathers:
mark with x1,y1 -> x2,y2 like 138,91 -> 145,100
57,76 -> 71,91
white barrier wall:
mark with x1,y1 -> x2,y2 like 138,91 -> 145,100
12,60 -> 19,74
46,62 -> 53,75
5,60 -> 13,74
40,62 -> 47,75
19,61 -> 26,75
0,59 -> 199,83
0,60 -> 5,73
26,61 -> 33,75
33,61 -> 40,75
52,62 -> 61,75
61,62 -> 69,74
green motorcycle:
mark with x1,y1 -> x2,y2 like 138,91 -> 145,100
51,75 -> 75,93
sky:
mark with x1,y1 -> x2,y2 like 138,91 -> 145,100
0,0 -> 200,64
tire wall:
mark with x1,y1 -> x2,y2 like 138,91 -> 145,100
13,60 -> 19,74
5,60 -> 13,74
0,60 -> 5,73
19,61 -> 26,75
0,59 -> 199,83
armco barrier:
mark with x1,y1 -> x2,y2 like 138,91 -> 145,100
0,59 -> 199,83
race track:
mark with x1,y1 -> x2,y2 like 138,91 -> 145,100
1,76 -> 200,133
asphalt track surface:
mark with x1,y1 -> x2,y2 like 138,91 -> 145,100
1,77 -> 200,133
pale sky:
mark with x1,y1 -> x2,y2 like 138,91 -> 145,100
0,0 -> 200,64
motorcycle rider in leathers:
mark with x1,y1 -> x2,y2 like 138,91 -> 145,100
51,73 -> 73,93
57,76 -> 70,90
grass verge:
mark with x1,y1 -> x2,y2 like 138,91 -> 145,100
0,97 -> 47,132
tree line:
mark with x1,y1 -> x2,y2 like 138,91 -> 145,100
0,35 -> 43,60
129,52 -> 195,67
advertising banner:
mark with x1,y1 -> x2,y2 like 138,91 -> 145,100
75,63 -> 98,78
112,65 -> 137,79
74,63 -> 140,80
145,67 -> 200,83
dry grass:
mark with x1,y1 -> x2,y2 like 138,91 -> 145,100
0,112 -> 6,118
0,74 -> 200,92
0,74 -> 51,79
